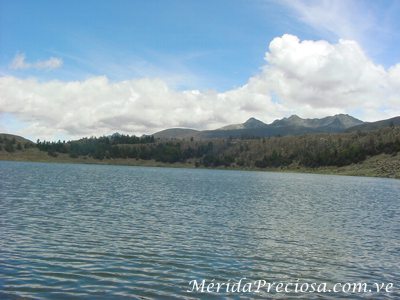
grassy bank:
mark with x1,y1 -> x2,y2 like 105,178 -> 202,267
1,148 -> 399,179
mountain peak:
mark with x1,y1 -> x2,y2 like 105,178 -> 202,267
218,117 -> 267,130
243,117 -> 267,128
245,117 -> 258,122
287,114 -> 301,120
271,114 -> 364,129
331,114 -> 363,128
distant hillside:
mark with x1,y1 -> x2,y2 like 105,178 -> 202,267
153,128 -> 200,139
347,116 -> 400,132
0,133 -> 33,144
271,114 -> 363,129
0,133 -> 35,153
218,117 -> 268,130
154,114 -> 365,139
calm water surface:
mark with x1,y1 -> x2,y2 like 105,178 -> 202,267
0,161 -> 399,299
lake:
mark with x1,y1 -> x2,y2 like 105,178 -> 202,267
0,161 -> 399,299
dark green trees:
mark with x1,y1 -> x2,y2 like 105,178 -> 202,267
33,126 -> 400,169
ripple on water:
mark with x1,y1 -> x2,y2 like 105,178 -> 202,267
1,161 -> 399,299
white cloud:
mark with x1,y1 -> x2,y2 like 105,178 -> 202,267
262,34 -> 400,120
1,35 -> 400,140
265,35 -> 386,107
10,53 -> 63,70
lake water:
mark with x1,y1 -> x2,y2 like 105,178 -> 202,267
0,161 -> 399,299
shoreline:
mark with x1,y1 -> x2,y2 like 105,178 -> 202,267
1,150 -> 399,179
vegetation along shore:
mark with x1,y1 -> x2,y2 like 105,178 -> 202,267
1,122 -> 399,179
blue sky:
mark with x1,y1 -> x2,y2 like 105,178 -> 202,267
1,0 -> 400,140
3,0 -> 398,90
0,0 -> 304,89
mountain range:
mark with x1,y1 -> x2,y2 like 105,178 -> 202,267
153,114 -> 400,139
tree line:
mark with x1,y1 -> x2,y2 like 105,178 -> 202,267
36,135 -> 155,159
3,127 -> 400,169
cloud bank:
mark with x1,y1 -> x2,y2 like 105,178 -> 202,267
265,35 -> 400,118
1,34 -> 400,140
10,53 -> 63,70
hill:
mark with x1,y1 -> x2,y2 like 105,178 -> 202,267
0,133 -> 33,144
0,133 -> 35,152
153,128 -> 200,139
